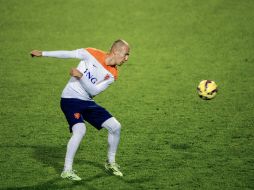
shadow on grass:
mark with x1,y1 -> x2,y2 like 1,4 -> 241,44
2,177 -> 97,190
0,145 -> 150,190
0,145 -> 105,190
33,145 -> 65,173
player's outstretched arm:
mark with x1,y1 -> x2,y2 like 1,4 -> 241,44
30,49 -> 89,60
30,50 -> 42,57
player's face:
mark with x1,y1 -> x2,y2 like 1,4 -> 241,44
115,45 -> 130,66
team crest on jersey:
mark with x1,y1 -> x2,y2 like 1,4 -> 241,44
74,113 -> 81,119
104,74 -> 110,80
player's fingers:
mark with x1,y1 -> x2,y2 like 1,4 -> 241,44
30,50 -> 39,57
30,50 -> 35,57
30,50 -> 42,57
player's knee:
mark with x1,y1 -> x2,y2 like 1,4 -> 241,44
113,119 -> 121,134
72,122 -> 86,137
102,117 -> 121,134
79,125 -> 86,137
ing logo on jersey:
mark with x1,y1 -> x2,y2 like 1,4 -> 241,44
84,69 -> 97,84
74,113 -> 81,119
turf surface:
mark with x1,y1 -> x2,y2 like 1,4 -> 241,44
0,0 -> 253,189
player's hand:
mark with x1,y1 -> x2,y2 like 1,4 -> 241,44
70,68 -> 83,79
30,50 -> 42,57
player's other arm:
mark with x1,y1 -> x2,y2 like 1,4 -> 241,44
70,68 -> 114,96
30,49 -> 87,59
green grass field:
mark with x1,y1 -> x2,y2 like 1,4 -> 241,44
0,0 -> 253,189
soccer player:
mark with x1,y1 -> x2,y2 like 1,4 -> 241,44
30,39 -> 130,181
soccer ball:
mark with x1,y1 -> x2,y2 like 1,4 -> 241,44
197,80 -> 218,100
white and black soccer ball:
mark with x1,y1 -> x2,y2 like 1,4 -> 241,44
197,80 -> 218,100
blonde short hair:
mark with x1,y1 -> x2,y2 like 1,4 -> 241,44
110,39 -> 129,52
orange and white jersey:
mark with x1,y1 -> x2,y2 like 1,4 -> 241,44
42,48 -> 118,100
